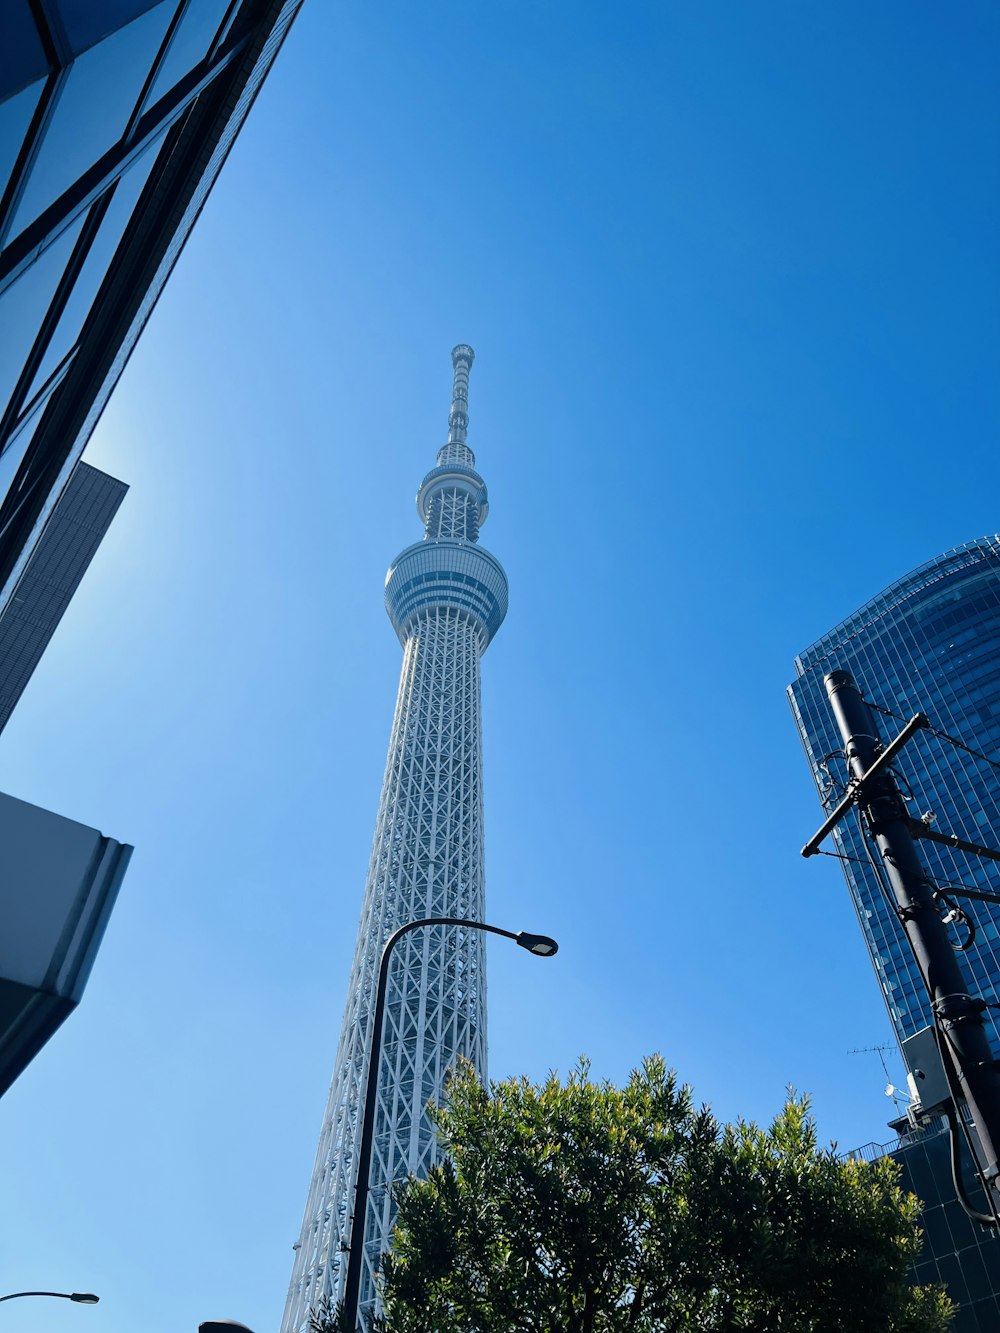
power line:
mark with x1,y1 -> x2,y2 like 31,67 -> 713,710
867,697 -> 1000,776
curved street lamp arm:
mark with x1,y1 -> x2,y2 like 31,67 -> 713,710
381,916 -> 519,957
342,916 -> 555,1330
0,1292 -> 99,1304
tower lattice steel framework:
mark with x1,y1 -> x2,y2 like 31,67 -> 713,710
281,346 -> 508,1332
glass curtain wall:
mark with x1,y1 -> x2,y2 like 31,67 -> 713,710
0,0 -> 302,603
789,537 -> 1000,1054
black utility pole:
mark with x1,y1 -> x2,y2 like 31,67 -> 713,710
816,669 -> 1000,1190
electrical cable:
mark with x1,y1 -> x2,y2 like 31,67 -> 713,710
930,889 -> 975,951
931,878 -> 1000,904
814,848 -> 871,868
932,1016 -> 1000,1227
928,725 -> 1000,777
888,766 -> 914,803
862,699 -> 1000,910
840,747 -> 990,944
853,814 -> 1000,1222
866,699 -> 911,725
943,1100 -> 997,1227
818,751 -> 851,807
855,810 -> 906,920
815,702 -> 1000,1222
867,696 -> 1000,776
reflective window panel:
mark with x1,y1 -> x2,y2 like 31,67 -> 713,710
8,1 -> 175,238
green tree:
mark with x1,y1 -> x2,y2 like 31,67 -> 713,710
376,1057 -> 952,1333
308,1294 -> 352,1333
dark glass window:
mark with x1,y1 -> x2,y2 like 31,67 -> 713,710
0,77 -> 44,207
143,0 -> 233,110
0,6 -> 49,102
0,211 -> 84,420
209,2 -> 241,55
25,127 -> 167,399
8,2 -> 174,238
54,0 -> 169,58
0,398 -> 49,509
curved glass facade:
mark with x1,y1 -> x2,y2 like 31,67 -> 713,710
789,537 -> 1000,1054
0,0 -> 304,626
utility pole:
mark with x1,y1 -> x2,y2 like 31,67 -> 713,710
806,669 -> 1000,1193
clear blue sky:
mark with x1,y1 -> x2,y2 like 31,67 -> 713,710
2,2 -> 999,1329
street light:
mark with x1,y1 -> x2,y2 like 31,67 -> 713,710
341,915 -> 558,1332
199,1322 -> 256,1332
0,1292 -> 99,1305
515,931 -> 559,956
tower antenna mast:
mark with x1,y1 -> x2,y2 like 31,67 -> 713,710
282,348 -> 510,1330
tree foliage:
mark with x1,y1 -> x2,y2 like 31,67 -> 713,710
376,1057 -> 952,1333
308,1294 -> 352,1333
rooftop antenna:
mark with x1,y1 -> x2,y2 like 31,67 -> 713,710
848,1043 -> 912,1115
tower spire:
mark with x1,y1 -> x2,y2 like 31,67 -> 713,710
421,345 -> 488,540
447,343 -> 474,446
281,350 -> 508,1331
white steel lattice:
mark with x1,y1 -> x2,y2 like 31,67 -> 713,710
282,347 -> 507,1332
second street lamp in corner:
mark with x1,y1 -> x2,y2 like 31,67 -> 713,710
0,1292 -> 99,1306
342,915 -> 558,1332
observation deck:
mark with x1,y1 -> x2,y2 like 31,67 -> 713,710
384,539 -> 508,649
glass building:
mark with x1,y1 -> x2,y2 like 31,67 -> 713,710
789,536 -> 1000,1055
0,0 -> 302,1090
790,539 -> 1000,1329
0,0 -> 303,709
894,1123 -> 1000,1331
0,461 -> 127,733
854,1123 -> 1000,1331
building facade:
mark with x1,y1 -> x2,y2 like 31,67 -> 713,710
282,347 -> 508,1332
0,0 -> 302,1089
790,538 -> 1000,1326
789,537 -> 1000,1054
1,0 -> 303,709
894,1123 -> 1000,1331
0,461 -> 127,733
0,789 -> 131,1096
846,1120 -> 1000,1332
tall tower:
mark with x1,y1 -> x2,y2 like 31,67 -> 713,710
282,346 -> 508,1332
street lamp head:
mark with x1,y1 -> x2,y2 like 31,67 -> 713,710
70,1295 -> 100,1305
515,932 -> 558,957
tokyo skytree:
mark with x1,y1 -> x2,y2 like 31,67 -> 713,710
281,345 -> 508,1332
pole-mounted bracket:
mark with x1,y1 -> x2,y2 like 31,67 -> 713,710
909,819 -> 1000,865
801,713 -> 930,857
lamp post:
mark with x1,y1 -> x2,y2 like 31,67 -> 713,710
342,916 -> 558,1331
0,1292 -> 99,1305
